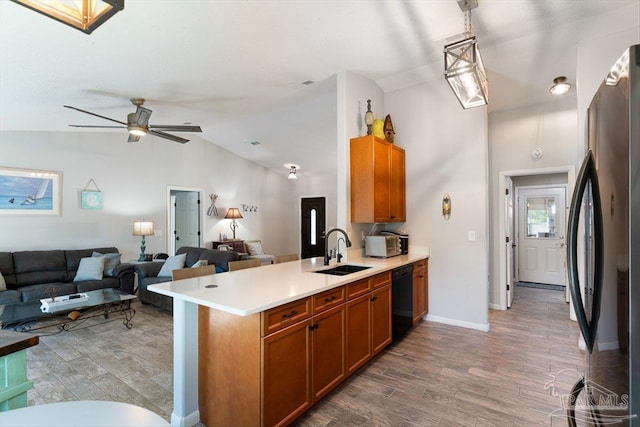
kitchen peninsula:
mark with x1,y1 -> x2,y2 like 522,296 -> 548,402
149,249 -> 429,427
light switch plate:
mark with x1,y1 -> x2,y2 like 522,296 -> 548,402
468,231 -> 476,241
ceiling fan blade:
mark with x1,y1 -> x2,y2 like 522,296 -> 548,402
64,105 -> 127,125
149,129 -> 189,144
148,125 -> 202,132
128,133 -> 141,143
133,106 -> 152,127
69,125 -> 126,129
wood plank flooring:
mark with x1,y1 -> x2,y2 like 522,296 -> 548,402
21,285 -> 584,426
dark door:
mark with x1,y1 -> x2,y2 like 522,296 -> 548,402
301,197 -> 325,259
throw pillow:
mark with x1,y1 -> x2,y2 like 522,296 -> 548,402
92,252 -> 122,276
158,253 -> 187,277
0,271 -> 6,291
74,256 -> 106,282
246,241 -> 264,256
192,260 -> 208,268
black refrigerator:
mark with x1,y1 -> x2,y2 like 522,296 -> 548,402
567,44 -> 639,425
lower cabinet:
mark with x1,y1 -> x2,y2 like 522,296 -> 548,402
412,259 -> 429,325
262,318 -> 313,427
198,266 -> 420,427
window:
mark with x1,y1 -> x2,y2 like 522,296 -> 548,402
525,196 -> 557,238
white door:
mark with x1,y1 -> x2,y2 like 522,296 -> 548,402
517,187 -> 567,286
173,191 -> 200,251
505,178 -> 515,307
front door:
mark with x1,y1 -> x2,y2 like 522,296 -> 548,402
517,187 -> 567,286
301,197 -> 325,259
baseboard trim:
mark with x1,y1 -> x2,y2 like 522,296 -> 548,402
171,410 -> 200,427
488,303 -> 504,310
425,314 -> 491,332
598,340 -> 619,351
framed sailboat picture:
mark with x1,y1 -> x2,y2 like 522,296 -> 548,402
0,167 -> 62,215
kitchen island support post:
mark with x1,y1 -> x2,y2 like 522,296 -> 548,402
170,299 -> 200,427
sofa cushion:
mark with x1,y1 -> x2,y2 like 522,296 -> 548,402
0,289 -> 21,304
18,282 -> 77,302
158,254 -> 186,277
13,250 -> 67,286
195,249 -> 239,272
176,247 -> 206,268
92,252 -> 122,276
245,241 -> 264,255
65,247 -> 118,281
74,257 -> 106,282
0,252 -> 16,289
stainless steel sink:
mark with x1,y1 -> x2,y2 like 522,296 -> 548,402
314,264 -> 372,276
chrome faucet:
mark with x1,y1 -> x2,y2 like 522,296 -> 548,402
323,228 -> 352,265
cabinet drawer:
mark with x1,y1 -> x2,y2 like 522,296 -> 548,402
370,271 -> 390,289
262,298 -> 312,336
414,259 -> 428,270
347,278 -> 371,300
313,286 -> 345,314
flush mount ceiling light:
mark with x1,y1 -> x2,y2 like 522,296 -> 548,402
11,0 -> 124,34
443,0 -> 488,109
284,163 -> 299,180
549,76 -> 571,95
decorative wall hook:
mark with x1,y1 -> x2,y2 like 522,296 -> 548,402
442,194 -> 452,220
207,194 -> 219,217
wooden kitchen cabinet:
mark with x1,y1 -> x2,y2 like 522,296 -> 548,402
350,135 -> 406,223
311,304 -> 346,402
412,259 -> 429,325
263,318 -> 313,427
346,272 -> 392,375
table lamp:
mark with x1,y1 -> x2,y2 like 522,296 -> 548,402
133,220 -> 154,261
224,208 -> 243,240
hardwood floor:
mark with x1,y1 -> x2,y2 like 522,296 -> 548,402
22,285 -> 583,426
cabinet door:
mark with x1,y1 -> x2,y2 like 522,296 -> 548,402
373,137 -> 391,222
346,293 -> 372,375
371,284 -> 392,355
311,304 -> 346,402
262,319 -> 312,427
389,145 -> 406,222
413,261 -> 428,325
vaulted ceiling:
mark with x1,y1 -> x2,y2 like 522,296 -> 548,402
1,1 -> 637,177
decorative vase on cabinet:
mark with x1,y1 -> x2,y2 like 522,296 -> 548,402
350,135 -> 406,223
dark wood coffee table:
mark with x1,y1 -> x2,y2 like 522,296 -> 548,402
0,288 -> 136,332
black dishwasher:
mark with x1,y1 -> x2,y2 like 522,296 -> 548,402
391,264 -> 414,341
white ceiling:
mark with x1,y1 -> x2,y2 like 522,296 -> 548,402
0,1 -> 638,177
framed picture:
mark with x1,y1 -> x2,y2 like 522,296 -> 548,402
0,167 -> 62,215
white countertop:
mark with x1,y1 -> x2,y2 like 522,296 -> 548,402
149,249 -> 429,316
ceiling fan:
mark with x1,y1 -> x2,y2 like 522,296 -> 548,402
64,98 -> 202,144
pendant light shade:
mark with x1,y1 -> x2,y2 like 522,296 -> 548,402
444,36 -> 489,109
11,0 -> 124,34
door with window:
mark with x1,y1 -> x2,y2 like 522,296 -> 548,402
301,197 -> 325,259
517,187 -> 567,285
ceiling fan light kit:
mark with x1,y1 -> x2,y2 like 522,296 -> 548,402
11,0 -> 124,34
65,98 -> 202,144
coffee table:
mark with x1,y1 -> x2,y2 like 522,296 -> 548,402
0,288 -> 136,332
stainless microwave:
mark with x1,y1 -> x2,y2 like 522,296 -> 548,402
364,235 -> 401,258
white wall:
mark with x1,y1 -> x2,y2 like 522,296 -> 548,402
488,100 -> 579,308
384,78 -> 490,331
0,131 -> 295,259
338,71 -> 385,249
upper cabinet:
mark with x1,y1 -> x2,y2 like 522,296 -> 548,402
350,135 -> 406,223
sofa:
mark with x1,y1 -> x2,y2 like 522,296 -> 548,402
0,247 -> 135,305
134,246 -> 239,312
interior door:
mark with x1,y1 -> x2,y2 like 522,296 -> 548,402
517,187 -> 567,285
301,197 -> 325,259
505,177 -> 515,308
173,190 -> 201,251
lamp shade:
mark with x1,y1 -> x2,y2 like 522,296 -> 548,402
224,208 -> 243,219
132,220 -> 155,236
444,36 -> 489,109
11,0 -> 124,34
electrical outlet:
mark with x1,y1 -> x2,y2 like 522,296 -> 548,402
468,231 -> 476,241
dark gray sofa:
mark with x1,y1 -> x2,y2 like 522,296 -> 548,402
134,246 -> 239,312
0,247 -> 135,305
